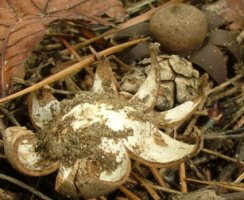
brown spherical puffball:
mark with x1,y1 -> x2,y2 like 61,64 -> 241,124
150,3 -> 208,54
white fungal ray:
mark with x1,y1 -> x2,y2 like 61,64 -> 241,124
157,98 -> 202,128
157,74 -> 208,128
3,126 -> 59,176
56,140 -> 130,199
123,128 -> 200,167
130,45 -> 160,109
28,90 -> 60,129
92,56 -> 118,94
55,161 -> 80,199
99,138 -> 130,182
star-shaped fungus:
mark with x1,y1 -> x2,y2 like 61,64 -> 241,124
3,44 -> 207,199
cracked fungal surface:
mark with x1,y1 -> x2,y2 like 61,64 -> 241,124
3,44 -> 207,199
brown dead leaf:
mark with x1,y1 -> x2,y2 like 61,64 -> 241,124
0,0 -> 126,97
205,0 -> 244,30
189,43 -> 227,84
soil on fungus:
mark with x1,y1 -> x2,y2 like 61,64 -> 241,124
35,92 -> 134,171
35,91 -> 165,173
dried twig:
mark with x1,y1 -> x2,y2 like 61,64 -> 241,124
187,160 -> 206,180
132,172 -> 161,200
0,106 -> 20,126
150,184 -> 182,195
206,75 -> 243,96
0,173 -> 52,200
179,162 -> 187,193
150,167 -> 167,187
224,105 -> 244,130
125,0 -> 158,14
119,185 -> 141,200
59,37 -> 94,77
141,177 -> 182,194
201,148 -> 244,164
234,172 -> 244,183
204,128 -> 244,140
186,178 -> 244,192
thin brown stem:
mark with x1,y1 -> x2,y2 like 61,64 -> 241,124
119,185 -> 141,200
132,172 -> 161,200
201,148 -> 244,164
179,162 -> 187,193
0,174 -> 52,200
59,37 -> 94,77
150,167 -> 167,187
186,178 -> 244,192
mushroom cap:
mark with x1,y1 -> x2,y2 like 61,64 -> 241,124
150,3 -> 208,54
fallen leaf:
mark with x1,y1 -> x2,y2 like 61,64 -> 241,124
114,22 -> 150,64
209,29 -> 241,62
203,10 -> 226,30
205,0 -> 244,30
114,22 -> 150,41
0,0 -> 126,97
119,41 -> 150,64
189,43 -> 227,84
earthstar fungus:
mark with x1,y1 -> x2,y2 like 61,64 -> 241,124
3,44 -> 207,198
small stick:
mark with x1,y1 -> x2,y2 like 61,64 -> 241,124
119,0 -> 183,30
59,37 -> 94,77
149,184 -> 182,195
142,177 -> 182,194
110,55 -> 132,71
119,185 -> 141,200
224,105 -> 244,130
204,133 -> 244,140
187,160 -> 206,180
179,162 -> 187,193
206,75 -> 243,96
132,172 -> 161,200
191,155 -> 217,166
186,178 -> 244,192
126,0 -> 158,14
150,167 -> 167,187
184,82 -> 212,135
0,38 -> 147,104
0,106 -> 20,126
234,115 -> 244,128
0,173 -> 52,200
30,177 -> 42,200
201,148 -> 244,164
234,172 -> 244,183
207,86 -> 242,105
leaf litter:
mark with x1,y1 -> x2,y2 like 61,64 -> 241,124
0,0 -> 126,97
0,0 -> 243,199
